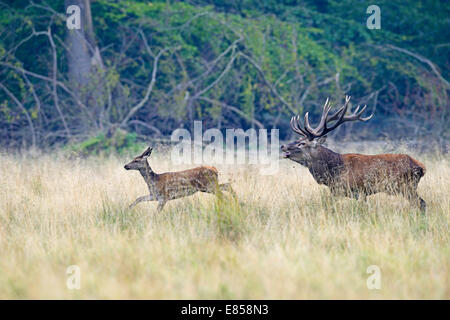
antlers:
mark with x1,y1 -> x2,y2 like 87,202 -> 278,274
290,96 -> 373,140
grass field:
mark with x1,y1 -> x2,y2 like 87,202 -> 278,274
0,147 -> 448,299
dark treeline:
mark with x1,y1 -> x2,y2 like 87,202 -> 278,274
0,0 -> 448,151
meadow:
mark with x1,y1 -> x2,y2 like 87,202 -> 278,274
0,145 -> 448,299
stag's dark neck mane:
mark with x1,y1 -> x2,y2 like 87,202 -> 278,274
305,145 -> 345,185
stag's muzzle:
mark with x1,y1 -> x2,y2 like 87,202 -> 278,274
281,145 -> 290,158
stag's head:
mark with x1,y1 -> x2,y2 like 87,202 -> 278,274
281,96 -> 373,165
124,147 -> 153,170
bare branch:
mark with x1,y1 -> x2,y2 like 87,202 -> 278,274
238,52 -> 296,114
193,50 -> 239,99
197,96 -> 264,129
171,32 -> 244,95
120,45 -> 179,126
0,82 -> 36,147
128,120 -> 162,136
384,44 -> 450,88
47,26 -> 71,137
0,61 -> 94,124
21,71 -> 42,121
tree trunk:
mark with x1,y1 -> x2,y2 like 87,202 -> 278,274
66,0 -> 97,85
65,0 -> 104,129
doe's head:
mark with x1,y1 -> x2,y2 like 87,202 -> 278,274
124,147 -> 153,170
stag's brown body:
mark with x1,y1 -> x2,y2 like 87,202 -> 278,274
341,153 -> 426,194
124,147 -> 234,211
307,148 -> 426,198
282,96 -> 427,211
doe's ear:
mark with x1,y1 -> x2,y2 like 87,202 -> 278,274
141,147 -> 153,158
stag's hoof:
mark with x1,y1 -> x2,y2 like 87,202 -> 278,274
419,198 -> 426,213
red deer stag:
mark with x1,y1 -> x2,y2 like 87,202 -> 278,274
281,96 -> 426,211
124,147 -> 235,212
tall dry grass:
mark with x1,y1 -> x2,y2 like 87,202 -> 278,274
0,148 -> 448,299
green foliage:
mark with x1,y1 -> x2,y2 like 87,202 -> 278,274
67,129 -> 143,157
0,0 -> 448,148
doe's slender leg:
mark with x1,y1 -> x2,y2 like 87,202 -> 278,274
129,194 -> 155,209
219,183 -> 237,199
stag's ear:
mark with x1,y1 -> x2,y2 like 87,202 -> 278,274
316,136 -> 327,145
141,147 -> 153,158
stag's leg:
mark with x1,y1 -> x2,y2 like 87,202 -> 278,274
129,194 -> 155,209
349,188 -> 365,201
411,196 -> 426,213
156,200 -> 166,212
418,197 -> 426,212
402,177 -> 426,213
410,194 -> 426,213
404,189 -> 426,213
355,192 -> 367,202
